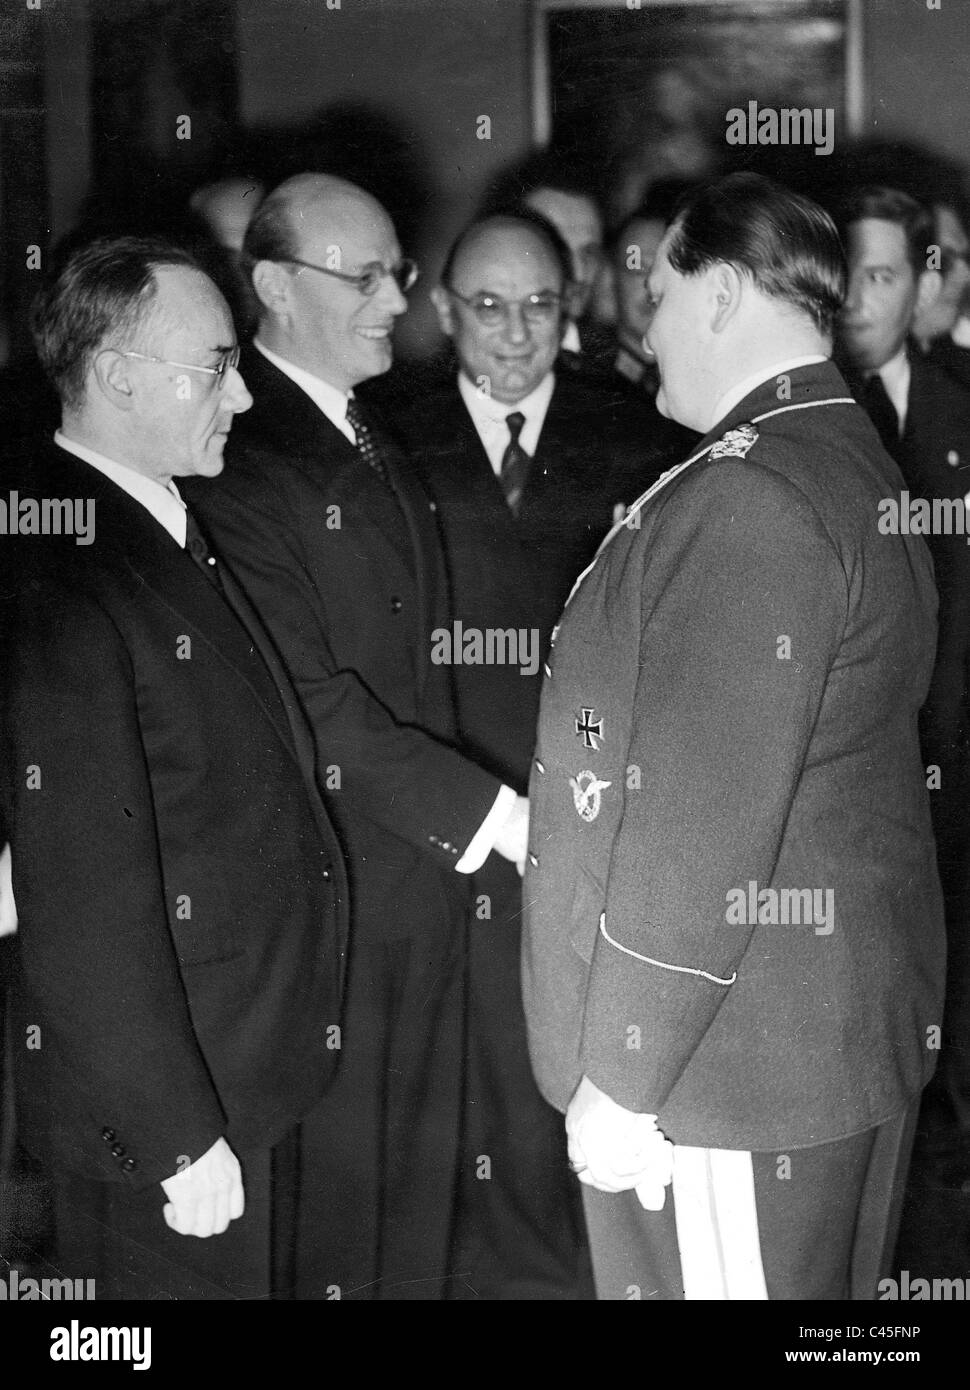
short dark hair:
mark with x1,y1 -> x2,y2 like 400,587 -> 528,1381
666,172 -> 847,336
479,149 -> 599,221
440,210 -> 572,292
611,178 -> 699,255
31,235 -> 202,411
838,185 -> 936,279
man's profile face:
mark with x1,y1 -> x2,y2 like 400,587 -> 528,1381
130,266 -> 251,481
286,199 -> 408,390
525,187 -> 603,319
840,218 -> 920,372
437,224 -> 565,405
615,216 -> 666,352
644,231 -> 712,432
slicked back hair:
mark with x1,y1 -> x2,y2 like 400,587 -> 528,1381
666,173 -> 847,336
838,185 -> 936,280
440,209 -> 572,293
31,235 -> 203,412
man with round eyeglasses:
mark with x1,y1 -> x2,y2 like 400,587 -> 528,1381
388,211 -> 688,1298
189,173 -> 532,1300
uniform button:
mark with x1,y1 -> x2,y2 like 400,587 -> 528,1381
948,450 -> 960,466
528,852 -> 539,868
429,501 -> 437,512
321,866 -> 332,882
122,1157 -> 138,1173
390,597 -> 403,613
534,758 -> 545,774
110,1143 -> 126,1159
543,663 -> 552,678
101,1127 -> 116,1143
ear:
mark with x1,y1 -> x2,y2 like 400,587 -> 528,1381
709,262 -> 743,334
93,349 -> 137,411
915,267 -> 943,318
430,285 -> 455,336
251,259 -> 292,317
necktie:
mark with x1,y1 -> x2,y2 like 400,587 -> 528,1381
183,506 -> 295,726
500,411 -> 531,517
184,507 -> 229,593
861,373 -> 900,457
345,397 -> 390,486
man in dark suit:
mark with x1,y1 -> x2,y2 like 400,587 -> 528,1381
838,186 -> 970,1177
523,174 -> 946,1299
188,174 -> 529,1300
393,211 -> 693,1298
0,236 -> 348,1299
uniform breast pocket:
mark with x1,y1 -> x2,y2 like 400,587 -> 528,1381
569,864 -> 607,965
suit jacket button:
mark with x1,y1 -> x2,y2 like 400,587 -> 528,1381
110,1143 -> 126,1158
101,1127 -> 116,1143
390,597 -> 403,613
122,1157 -> 138,1173
528,852 -> 539,868
948,450 -> 960,466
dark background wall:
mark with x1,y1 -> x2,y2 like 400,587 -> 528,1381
11,0 -> 970,359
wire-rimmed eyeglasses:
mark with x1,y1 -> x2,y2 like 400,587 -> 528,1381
117,345 -> 241,389
444,286 -> 564,327
282,257 -> 419,296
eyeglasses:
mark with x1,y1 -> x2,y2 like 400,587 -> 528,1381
444,287 -> 564,327
282,257 -> 419,296
118,345 -> 241,389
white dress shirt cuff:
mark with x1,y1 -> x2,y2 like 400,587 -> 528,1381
455,783 -> 518,873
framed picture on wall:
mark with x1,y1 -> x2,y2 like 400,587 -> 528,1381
531,0 -> 865,221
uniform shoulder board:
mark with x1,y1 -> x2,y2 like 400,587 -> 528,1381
709,421 -> 759,460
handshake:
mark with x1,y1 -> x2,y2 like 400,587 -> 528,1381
566,1075 -> 674,1211
493,793 -> 530,877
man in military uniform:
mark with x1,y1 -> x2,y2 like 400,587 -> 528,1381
522,174 -> 946,1299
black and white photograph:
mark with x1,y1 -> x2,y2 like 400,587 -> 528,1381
0,0 -> 968,1360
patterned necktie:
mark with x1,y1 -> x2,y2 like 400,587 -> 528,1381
499,411 -> 531,517
345,397 -> 390,486
861,373 -> 900,458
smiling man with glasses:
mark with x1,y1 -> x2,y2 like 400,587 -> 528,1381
188,173 -> 531,1301
385,211 -> 691,1299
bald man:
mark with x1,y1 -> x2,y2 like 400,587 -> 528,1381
392,213 -> 690,1297
186,175 -> 529,1300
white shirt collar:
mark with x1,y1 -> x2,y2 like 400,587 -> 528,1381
253,338 -> 357,444
710,355 -> 828,431
54,430 -> 187,547
873,346 -> 911,436
458,370 -> 556,475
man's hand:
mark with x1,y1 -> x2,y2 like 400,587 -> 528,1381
565,1074 -> 673,1210
160,1137 -> 244,1238
493,794 -> 529,876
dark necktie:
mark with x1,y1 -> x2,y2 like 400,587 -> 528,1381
185,507 -> 231,594
500,411 -> 531,517
861,373 -> 901,457
183,505 -> 296,739
345,397 -> 390,486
